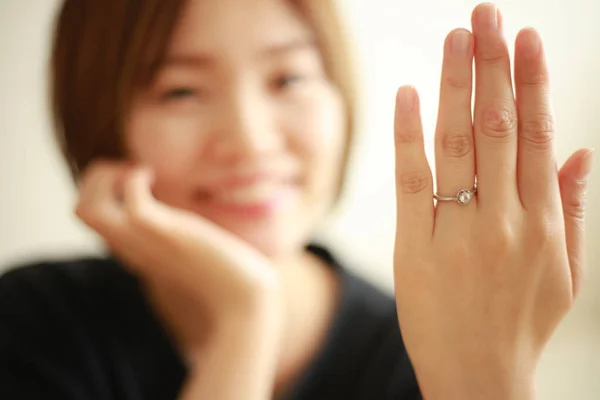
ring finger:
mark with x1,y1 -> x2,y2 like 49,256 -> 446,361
434,28 -> 476,222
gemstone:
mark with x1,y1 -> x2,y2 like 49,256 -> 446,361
456,189 -> 472,205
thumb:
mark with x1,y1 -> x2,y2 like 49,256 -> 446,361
558,148 -> 594,300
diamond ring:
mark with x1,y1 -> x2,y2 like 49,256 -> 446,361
433,177 -> 478,206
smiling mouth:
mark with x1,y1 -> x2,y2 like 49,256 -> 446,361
194,178 -> 300,208
212,181 -> 289,204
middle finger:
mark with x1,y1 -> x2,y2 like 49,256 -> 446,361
472,3 -> 519,207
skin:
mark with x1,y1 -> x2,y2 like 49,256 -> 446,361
393,4 -> 593,400
126,0 -> 346,261
75,1 -> 593,399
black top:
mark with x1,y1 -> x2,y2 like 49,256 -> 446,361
0,245 -> 422,400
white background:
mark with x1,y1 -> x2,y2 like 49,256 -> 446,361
1,1 -> 599,398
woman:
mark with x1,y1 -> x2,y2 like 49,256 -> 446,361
0,0 -> 593,399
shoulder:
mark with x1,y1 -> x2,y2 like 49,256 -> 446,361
0,256 -> 136,306
0,257 -> 186,400
0,257 -> 148,338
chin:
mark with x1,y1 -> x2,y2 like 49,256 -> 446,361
186,185 -> 316,261
215,216 -> 307,261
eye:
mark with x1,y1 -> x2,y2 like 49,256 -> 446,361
161,87 -> 201,101
273,73 -> 306,90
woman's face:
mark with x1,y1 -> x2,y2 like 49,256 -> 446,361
126,0 -> 346,259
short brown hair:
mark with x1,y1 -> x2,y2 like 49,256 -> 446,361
50,0 -> 357,196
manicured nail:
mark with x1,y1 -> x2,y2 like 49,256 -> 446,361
396,86 -> 415,114
580,148 -> 595,179
476,3 -> 498,31
452,30 -> 470,56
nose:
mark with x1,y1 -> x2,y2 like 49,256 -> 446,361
210,88 -> 283,162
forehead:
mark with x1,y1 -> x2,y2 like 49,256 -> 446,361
168,0 -> 314,57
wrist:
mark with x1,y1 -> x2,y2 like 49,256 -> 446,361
416,367 -> 536,400
420,382 -> 536,400
181,302 -> 281,400
217,299 -> 281,338
212,267 -> 283,325
186,310 -> 281,367
202,291 -> 282,349
219,280 -> 282,328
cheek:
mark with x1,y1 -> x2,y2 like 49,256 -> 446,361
285,88 -> 346,179
126,108 -> 204,173
125,108 -> 206,203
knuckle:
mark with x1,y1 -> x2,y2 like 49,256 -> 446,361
396,127 -> 422,145
479,218 -> 515,253
443,73 -> 471,90
519,70 -> 548,88
527,216 -> 559,250
398,170 -> 431,195
75,204 -> 103,229
440,132 -> 474,159
480,104 -> 518,141
490,229 -> 513,253
128,203 -> 154,229
566,191 -> 587,222
520,113 -> 555,151
477,47 -> 507,65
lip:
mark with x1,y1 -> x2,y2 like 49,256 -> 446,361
197,183 -> 297,219
200,173 -> 293,192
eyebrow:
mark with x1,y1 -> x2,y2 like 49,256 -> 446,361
261,37 -> 317,58
161,37 -> 317,70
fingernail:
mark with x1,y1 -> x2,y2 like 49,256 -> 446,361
580,148 -> 595,179
452,30 -> 470,56
396,86 -> 415,114
520,28 -> 541,58
476,4 -> 498,31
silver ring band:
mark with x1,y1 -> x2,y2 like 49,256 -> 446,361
433,176 -> 478,205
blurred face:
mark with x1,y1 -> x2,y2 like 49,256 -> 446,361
126,0 -> 346,259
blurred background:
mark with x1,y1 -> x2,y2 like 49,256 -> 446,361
1,0 -> 598,398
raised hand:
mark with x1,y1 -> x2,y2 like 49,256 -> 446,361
392,4 -> 594,400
